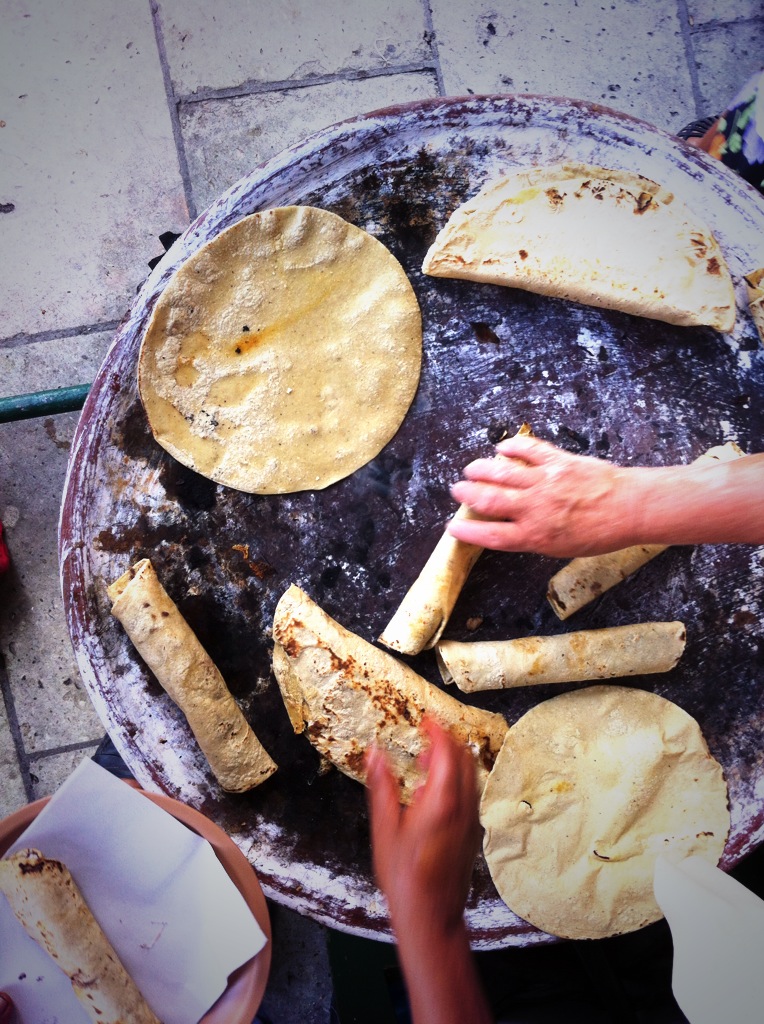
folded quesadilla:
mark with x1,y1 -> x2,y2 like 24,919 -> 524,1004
480,686 -> 729,940
436,621 -> 686,691
272,584 -> 508,802
0,849 -> 161,1024
109,558 -> 277,792
423,163 -> 735,332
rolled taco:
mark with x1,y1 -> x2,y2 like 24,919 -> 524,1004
436,621 -> 686,692
380,424 -> 532,655
108,558 -> 277,792
0,849 -> 161,1024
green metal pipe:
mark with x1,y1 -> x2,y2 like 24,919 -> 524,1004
0,383 -> 92,424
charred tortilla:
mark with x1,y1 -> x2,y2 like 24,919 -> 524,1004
139,205 -> 422,493
423,163 -> 735,332
272,584 -> 508,803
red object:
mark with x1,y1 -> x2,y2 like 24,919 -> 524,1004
0,992 -> 14,1023
0,522 -> 9,575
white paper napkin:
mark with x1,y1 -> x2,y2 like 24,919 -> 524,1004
654,854 -> 764,1024
0,758 -> 267,1024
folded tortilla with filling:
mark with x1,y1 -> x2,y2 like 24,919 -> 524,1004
108,558 -> 277,792
548,440 -> 746,619
423,163 -> 735,332
436,621 -> 686,692
0,849 -> 161,1024
272,584 -> 508,803
379,424 -> 532,655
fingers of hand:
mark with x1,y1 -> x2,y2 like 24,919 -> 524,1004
462,454 -> 532,488
365,746 -> 403,869
494,434 -> 553,464
450,479 -> 523,521
447,511 -> 527,552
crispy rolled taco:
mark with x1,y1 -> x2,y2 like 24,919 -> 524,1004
0,849 -> 161,1024
436,621 -> 686,692
109,558 -> 277,792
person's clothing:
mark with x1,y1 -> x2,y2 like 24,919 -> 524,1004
708,68 -> 764,195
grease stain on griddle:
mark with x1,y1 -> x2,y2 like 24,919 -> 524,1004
160,460 -> 217,511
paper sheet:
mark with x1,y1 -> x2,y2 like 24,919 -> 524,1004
0,758 -> 267,1024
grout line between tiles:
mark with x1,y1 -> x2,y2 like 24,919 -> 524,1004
177,62 -> 440,106
0,320 -> 122,351
27,738 -> 102,763
149,0 -> 198,222
0,649 -> 35,803
675,0 -> 704,117
421,0 -> 445,95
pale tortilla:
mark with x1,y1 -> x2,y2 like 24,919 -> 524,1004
272,584 -> 508,803
108,558 -> 277,792
378,502 -> 484,655
138,205 -> 422,494
480,686 -> 729,940
379,424 -> 533,655
547,440 -> 746,619
423,163 -> 735,332
745,267 -> 764,345
0,849 -> 161,1024
436,621 -> 686,692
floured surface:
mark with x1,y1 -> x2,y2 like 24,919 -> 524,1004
60,96 -> 764,948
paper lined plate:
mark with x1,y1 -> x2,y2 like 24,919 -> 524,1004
0,787 -> 271,1024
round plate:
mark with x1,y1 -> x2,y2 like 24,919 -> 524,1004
0,789 -> 271,1023
59,95 -> 764,949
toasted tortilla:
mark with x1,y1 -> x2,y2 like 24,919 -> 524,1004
378,502 -> 484,656
436,621 -> 686,692
423,163 -> 735,332
480,686 -> 729,940
547,440 -> 746,619
272,584 -> 508,803
0,849 -> 160,1024
745,267 -> 764,345
138,205 -> 422,494
109,558 -> 277,792
379,424 -> 533,656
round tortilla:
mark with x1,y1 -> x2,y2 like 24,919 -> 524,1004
138,206 -> 422,493
480,685 -> 729,940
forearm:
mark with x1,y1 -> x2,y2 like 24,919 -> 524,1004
394,920 -> 493,1024
624,454 -> 764,546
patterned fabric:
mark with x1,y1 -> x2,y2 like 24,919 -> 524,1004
708,68 -> 764,195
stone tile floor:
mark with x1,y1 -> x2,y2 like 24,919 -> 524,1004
0,1 -> 762,1020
